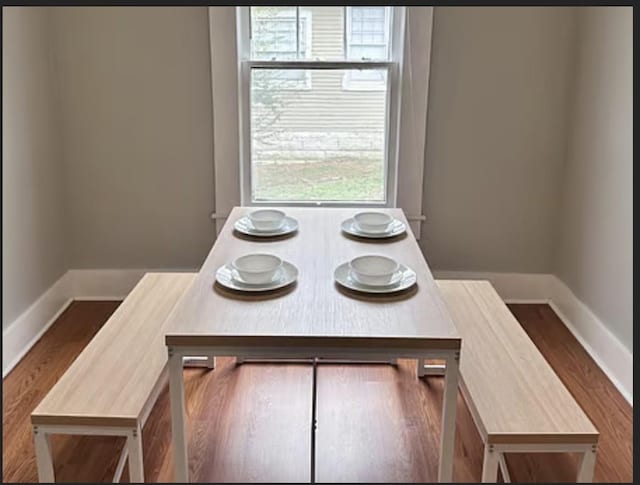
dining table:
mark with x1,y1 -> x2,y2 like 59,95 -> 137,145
164,206 -> 462,482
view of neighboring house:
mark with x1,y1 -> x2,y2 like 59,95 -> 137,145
250,6 -> 389,202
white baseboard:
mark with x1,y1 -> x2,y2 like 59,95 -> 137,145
68,268 -> 199,300
3,268 -> 633,405
432,271 -> 553,303
548,276 -> 633,405
68,268 -> 149,300
2,272 -> 74,377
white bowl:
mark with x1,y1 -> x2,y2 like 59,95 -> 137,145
349,255 -> 400,286
353,212 -> 393,234
232,253 -> 283,284
248,209 -> 286,231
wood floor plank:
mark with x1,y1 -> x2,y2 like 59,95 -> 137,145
3,301 -> 121,483
2,301 -> 633,483
510,304 -> 633,483
316,363 -> 473,482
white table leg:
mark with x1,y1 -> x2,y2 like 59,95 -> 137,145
417,358 -> 426,377
113,443 -> 129,483
127,425 -> 145,482
498,453 -> 511,482
207,356 -> 216,369
33,427 -> 55,482
576,446 -> 597,483
481,445 -> 499,482
169,348 -> 190,482
437,351 -> 460,482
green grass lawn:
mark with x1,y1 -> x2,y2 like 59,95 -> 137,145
253,159 -> 385,202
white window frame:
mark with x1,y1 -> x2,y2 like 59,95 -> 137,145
343,6 -> 392,91
237,6 -> 406,208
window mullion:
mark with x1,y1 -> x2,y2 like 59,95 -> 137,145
343,6 -> 348,60
245,60 -> 393,70
295,6 -> 301,59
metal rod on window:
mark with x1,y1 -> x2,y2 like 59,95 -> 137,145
296,6 -> 300,59
247,60 -> 392,70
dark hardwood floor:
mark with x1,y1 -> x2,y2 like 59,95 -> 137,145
2,302 -> 633,482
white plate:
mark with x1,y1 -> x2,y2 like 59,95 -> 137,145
334,262 -> 416,294
341,218 -> 406,239
216,260 -> 299,292
234,216 -> 298,237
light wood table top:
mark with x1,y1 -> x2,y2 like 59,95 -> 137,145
165,207 -> 459,349
32,273 -> 196,427
436,280 -> 599,445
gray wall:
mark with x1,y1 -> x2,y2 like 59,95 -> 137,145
49,6 -> 579,274
421,7 -> 577,273
51,7 -> 216,269
2,8 -> 69,328
5,8 -> 631,357
554,7 -> 633,349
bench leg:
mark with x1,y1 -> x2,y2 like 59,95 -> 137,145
33,427 -> 55,482
481,445 -> 499,482
437,352 -> 460,482
417,358 -> 426,377
169,349 -> 190,482
207,356 -> 216,369
126,425 -> 144,482
576,446 -> 597,482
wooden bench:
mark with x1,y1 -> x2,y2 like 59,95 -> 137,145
31,272 -> 207,483
420,280 -> 599,482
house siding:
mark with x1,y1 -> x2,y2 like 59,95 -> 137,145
253,6 -> 387,133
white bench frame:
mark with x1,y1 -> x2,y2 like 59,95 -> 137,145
33,356 -> 214,483
417,360 -> 597,483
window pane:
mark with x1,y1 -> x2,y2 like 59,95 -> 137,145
350,44 -> 386,61
347,6 -> 390,61
251,6 -> 309,60
253,69 -> 310,90
250,68 -> 388,202
250,7 -> 391,62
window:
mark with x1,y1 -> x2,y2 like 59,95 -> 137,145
251,7 -> 312,89
344,7 -> 391,91
238,6 -> 404,205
